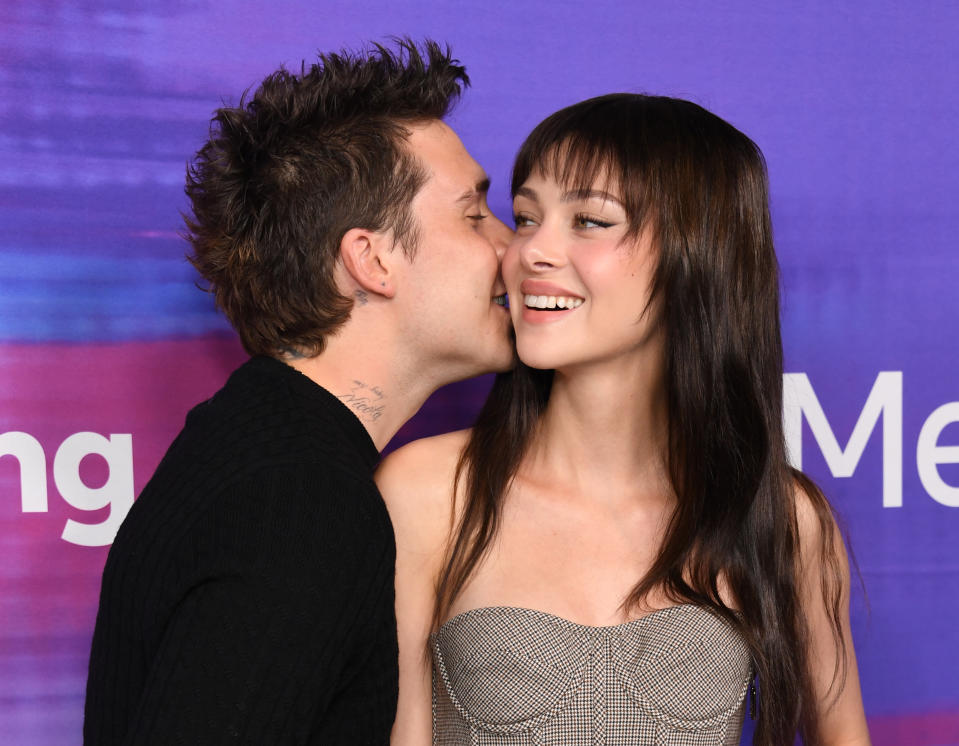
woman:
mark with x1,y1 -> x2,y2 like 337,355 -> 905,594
378,94 -> 870,745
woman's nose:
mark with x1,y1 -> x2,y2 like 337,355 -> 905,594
518,224 -> 565,271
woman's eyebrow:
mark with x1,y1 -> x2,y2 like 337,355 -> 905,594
513,185 -> 538,202
514,185 -> 623,207
563,188 -> 624,206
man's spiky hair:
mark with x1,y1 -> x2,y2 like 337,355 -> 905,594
184,38 -> 469,356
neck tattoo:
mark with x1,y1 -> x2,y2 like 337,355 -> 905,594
279,346 -> 307,361
337,379 -> 386,423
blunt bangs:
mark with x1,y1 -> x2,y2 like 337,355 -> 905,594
510,94 -> 659,240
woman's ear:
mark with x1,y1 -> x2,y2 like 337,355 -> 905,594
338,228 -> 398,299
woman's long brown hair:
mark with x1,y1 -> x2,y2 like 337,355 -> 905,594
433,94 -> 848,745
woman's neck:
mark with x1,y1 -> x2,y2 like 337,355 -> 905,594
525,351 -> 671,501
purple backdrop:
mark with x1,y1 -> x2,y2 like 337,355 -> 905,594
1,1 -> 957,743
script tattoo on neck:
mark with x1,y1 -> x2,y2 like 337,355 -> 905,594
337,379 -> 386,422
355,289 -> 369,306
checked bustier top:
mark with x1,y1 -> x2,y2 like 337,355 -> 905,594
431,604 -> 752,746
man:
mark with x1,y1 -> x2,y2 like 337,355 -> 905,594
84,39 -> 512,744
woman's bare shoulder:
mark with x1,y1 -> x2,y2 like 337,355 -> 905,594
375,429 -> 471,548
790,474 -> 842,562
377,429 -> 470,497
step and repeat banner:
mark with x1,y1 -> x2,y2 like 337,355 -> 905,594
1,1 -> 957,743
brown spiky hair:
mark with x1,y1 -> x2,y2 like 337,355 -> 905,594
184,38 -> 469,356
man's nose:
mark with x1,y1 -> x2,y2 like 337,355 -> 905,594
486,213 -> 513,261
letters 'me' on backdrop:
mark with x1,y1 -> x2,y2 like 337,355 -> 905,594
0,1 -> 956,743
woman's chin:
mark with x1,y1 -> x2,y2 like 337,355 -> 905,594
515,344 -> 567,371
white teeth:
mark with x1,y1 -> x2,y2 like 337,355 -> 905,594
523,294 -> 583,310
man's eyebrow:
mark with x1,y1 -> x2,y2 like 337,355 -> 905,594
456,176 -> 491,204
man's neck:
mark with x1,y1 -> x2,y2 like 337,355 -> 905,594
283,329 -> 434,452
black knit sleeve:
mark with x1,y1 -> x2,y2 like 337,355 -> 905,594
121,464 -> 393,745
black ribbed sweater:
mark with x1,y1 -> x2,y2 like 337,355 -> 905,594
84,356 -> 398,745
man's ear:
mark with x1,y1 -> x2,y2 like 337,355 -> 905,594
338,228 -> 399,299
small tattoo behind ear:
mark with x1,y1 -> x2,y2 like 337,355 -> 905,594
279,345 -> 307,360
355,289 -> 369,306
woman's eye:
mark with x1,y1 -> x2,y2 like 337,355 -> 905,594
467,213 -> 488,223
574,214 -> 613,229
513,213 -> 536,228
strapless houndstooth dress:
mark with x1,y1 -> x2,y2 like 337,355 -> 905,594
431,604 -> 752,745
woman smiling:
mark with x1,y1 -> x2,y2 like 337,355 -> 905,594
378,93 -> 870,746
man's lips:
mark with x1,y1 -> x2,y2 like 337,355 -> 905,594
492,280 -> 508,308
